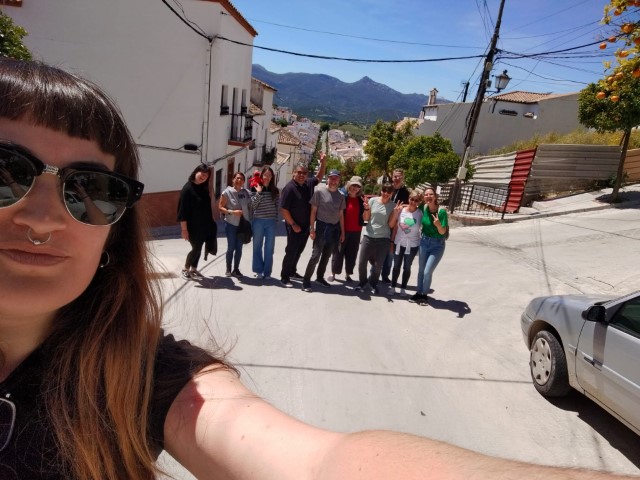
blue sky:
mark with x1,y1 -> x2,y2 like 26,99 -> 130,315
229,0 -> 630,102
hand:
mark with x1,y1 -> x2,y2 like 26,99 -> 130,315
292,224 -> 302,233
233,209 -> 243,216
432,213 -> 441,225
309,230 -> 316,240
255,184 -> 263,193
319,152 -> 326,162
393,201 -> 403,215
0,167 -> 15,184
363,201 -> 370,211
181,230 -> 189,241
340,232 -> 345,243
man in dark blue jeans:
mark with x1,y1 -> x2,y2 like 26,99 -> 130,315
279,154 -> 327,288
302,170 -> 345,292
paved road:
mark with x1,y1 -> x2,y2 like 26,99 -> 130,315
155,207 -> 640,479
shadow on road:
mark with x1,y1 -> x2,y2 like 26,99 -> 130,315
548,390 -> 640,469
428,297 -> 472,318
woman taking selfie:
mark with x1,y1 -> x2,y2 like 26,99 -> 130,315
0,58 -> 624,480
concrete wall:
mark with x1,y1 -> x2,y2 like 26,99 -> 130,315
624,148 -> 640,182
416,93 -> 580,157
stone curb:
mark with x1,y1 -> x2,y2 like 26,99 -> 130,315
450,198 -> 640,226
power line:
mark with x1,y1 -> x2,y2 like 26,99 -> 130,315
243,18 -> 485,49
216,36 -> 486,63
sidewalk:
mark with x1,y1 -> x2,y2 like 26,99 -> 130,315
450,182 -> 640,226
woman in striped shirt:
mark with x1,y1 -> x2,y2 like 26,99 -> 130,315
250,166 -> 279,280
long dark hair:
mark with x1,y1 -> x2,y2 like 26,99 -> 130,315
0,58 -> 219,479
188,163 -> 210,183
260,165 -> 279,199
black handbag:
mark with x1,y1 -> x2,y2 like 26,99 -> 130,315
237,216 -> 253,244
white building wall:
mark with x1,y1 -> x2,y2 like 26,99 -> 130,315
415,93 -> 580,157
7,0 -> 255,195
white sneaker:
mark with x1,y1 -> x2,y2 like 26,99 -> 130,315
254,273 -> 264,280
400,288 -> 407,297
327,274 -> 335,282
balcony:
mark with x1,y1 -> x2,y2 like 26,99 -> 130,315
229,113 -> 254,144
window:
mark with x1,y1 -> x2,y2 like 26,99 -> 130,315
220,85 -> 229,115
240,89 -> 247,114
612,296 -> 640,337
231,88 -> 238,115
498,109 -> 517,116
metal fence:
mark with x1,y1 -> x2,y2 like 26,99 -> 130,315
439,182 -> 511,219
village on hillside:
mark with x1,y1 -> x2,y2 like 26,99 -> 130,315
3,0 -> 639,228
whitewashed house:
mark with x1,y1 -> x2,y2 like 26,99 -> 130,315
5,0 -> 260,226
416,91 -> 581,158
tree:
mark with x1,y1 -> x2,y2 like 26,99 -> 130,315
578,0 -> 640,201
320,122 -> 331,132
363,120 -> 414,179
389,133 -> 461,188
0,11 -> 32,60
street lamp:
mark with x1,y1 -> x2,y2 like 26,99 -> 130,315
492,70 -> 511,93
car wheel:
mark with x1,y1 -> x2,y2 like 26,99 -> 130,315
529,330 -> 570,397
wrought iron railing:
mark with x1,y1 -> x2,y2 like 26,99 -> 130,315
439,182 -> 511,219
229,113 -> 253,143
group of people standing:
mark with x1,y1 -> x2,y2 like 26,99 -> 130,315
177,159 -> 448,304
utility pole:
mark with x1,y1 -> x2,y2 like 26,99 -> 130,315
450,0 -> 507,212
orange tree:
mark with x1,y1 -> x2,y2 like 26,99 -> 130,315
0,11 -> 32,60
579,0 -> 640,201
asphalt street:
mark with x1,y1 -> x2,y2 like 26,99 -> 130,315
155,206 -> 640,479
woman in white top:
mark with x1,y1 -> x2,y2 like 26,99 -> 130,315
389,190 -> 423,296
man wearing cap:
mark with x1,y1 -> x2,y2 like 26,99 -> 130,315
301,169 -> 345,292
329,175 -> 366,283
279,153 -> 327,288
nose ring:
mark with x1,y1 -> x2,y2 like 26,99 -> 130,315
27,228 -> 52,246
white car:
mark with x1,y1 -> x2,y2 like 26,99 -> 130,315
521,291 -> 640,436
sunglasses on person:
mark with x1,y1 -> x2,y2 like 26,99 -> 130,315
0,396 -> 15,452
0,142 -> 144,226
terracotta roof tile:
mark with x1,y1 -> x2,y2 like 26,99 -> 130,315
252,77 -> 277,91
488,90 -> 576,104
249,103 -> 265,115
278,130 -> 301,146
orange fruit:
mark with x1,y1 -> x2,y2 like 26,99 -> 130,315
596,91 -> 606,99
622,24 -> 634,34
615,72 -> 624,80
600,42 -> 607,49
619,50 -> 630,57
608,36 -> 617,42
633,69 -> 640,78
614,9 -> 622,15
611,95 -> 620,102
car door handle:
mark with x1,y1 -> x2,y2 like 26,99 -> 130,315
583,356 -> 602,369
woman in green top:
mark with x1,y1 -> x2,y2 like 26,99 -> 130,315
410,187 -> 448,305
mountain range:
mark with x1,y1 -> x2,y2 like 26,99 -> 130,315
252,65 -> 449,124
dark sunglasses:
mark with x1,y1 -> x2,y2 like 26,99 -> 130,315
0,397 -> 15,452
0,142 -> 144,226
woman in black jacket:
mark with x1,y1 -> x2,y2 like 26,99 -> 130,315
329,176 -> 365,283
176,164 -> 217,280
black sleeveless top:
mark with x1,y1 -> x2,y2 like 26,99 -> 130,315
0,334 -> 214,479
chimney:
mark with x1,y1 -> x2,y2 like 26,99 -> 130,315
429,88 -> 438,106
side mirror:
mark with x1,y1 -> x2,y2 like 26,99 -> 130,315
582,305 -> 606,322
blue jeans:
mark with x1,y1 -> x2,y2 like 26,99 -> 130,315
252,217 -> 276,276
225,222 -> 243,271
416,236 -> 446,295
